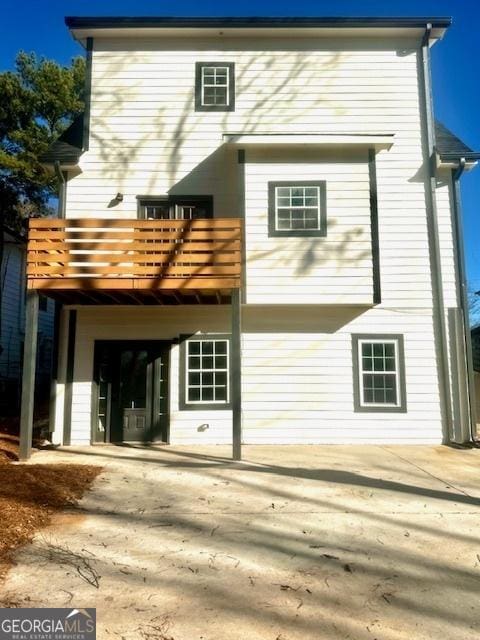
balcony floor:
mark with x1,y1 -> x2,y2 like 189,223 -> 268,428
27,217 -> 242,304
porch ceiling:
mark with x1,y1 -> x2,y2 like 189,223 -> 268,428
39,288 -> 235,306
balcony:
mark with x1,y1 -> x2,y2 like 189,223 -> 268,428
27,218 -> 242,304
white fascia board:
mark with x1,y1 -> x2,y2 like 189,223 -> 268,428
223,133 -> 394,150
70,26 -> 447,45
435,153 -> 478,172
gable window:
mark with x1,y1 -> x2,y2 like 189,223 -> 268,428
195,62 -> 235,112
180,335 -> 231,409
137,196 -> 213,220
268,181 -> 327,237
352,335 -> 407,413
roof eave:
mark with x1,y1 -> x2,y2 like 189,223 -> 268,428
40,161 -> 82,171
65,16 -> 452,28
65,16 -> 451,43
438,152 -> 480,162
437,152 -> 480,171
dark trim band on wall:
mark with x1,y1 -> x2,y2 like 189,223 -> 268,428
48,301 -> 62,435
60,171 -> 68,218
237,149 -> 246,303
83,37 -> 93,151
368,148 -> 381,304
54,165 -> 68,219
63,310 -> 77,445
231,289 -> 242,460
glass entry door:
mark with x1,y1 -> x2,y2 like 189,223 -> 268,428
119,348 -> 149,442
93,341 -> 170,444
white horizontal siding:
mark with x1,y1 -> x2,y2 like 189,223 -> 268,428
244,149 -> 373,304
241,305 -> 441,443
64,305 -> 443,445
435,172 -> 465,436
51,308 -> 69,443
436,173 -> 459,309
58,34 -> 454,446
63,35 -> 438,310
70,306 -> 233,445
67,37 -> 426,221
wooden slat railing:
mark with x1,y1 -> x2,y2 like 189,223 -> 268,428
27,218 -> 242,291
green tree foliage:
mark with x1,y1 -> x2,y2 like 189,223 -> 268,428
469,285 -> 480,328
0,52 -> 85,357
0,52 -> 85,229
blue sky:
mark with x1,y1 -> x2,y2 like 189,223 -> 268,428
2,0 -> 479,294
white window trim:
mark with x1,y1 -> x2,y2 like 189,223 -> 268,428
185,338 -> 230,405
201,66 -> 230,107
274,185 -> 321,232
357,338 -> 401,408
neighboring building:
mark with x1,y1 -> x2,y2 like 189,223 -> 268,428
19,16 -> 480,456
1,228 -> 55,415
472,325 -> 480,433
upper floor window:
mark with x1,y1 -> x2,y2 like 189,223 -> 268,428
268,181 -> 327,237
195,62 -> 235,112
352,335 -> 407,413
138,196 -> 213,220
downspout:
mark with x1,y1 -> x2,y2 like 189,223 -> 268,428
419,24 -> 453,440
49,161 -> 66,439
451,158 -> 477,441
54,161 -> 66,219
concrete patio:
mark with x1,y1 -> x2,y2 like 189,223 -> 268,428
1,444 -> 479,639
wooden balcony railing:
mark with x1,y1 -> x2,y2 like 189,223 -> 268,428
27,218 -> 242,297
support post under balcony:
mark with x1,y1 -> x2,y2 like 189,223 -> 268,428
231,288 -> 242,460
19,290 -> 39,461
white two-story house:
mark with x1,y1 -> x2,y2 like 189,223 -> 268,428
19,16 -> 480,459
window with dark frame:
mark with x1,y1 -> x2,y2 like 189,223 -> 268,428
141,200 -> 170,220
352,335 -> 406,413
137,196 -> 213,220
268,181 -> 327,237
195,62 -> 235,112
180,336 -> 231,409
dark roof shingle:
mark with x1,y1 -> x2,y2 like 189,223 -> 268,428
435,121 -> 479,161
39,114 -> 84,165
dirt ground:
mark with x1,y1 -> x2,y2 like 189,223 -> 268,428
1,443 -> 479,640
0,434 -> 101,580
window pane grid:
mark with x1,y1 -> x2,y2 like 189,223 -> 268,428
202,66 -> 229,106
359,340 -> 399,407
186,339 -> 229,404
275,186 -> 321,231
144,203 -> 169,220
